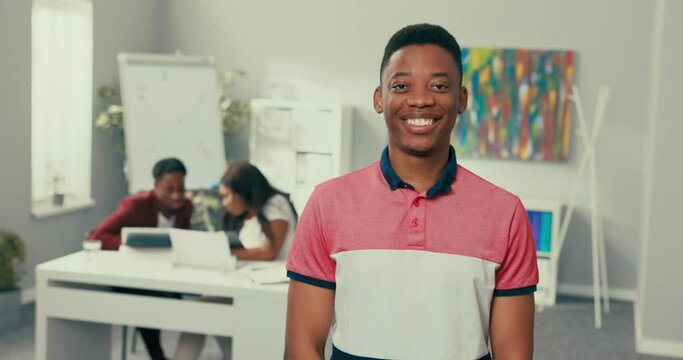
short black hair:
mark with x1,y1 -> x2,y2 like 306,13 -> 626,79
152,158 -> 186,180
380,23 -> 463,84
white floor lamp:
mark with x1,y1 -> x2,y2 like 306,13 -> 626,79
556,85 -> 611,329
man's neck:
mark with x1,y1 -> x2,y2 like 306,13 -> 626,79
158,208 -> 175,218
388,145 -> 450,193
155,198 -> 176,218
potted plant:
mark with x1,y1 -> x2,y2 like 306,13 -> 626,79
46,161 -> 66,207
218,70 -> 251,134
189,189 -> 223,231
51,174 -> 66,206
0,230 -> 26,330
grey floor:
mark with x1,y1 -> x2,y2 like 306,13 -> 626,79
0,296 -> 678,360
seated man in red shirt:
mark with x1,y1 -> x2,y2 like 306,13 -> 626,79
91,157 -> 192,250
90,157 -> 192,360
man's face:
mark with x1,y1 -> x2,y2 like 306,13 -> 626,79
374,44 -> 468,157
154,172 -> 186,211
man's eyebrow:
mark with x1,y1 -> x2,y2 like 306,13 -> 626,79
431,72 -> 451,79
390,72 -> 411,79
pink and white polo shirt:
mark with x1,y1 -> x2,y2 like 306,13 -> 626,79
287,146 -> 538,360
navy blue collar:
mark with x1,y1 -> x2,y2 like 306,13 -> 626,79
379,146 -> 458,198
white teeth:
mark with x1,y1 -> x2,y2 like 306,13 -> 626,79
406,118 -> 434,127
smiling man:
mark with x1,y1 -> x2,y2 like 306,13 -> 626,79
285,24 -> 538,360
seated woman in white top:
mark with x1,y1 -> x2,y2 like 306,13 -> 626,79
174,161 -> 297,360
221,162 -> 298,261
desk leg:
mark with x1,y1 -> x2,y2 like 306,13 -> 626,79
35,288 -> 47,360
35,272 -> 112,360
47,318 -> 112,359
233,298 -> 286,359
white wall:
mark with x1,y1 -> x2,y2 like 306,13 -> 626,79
0,0 -> 661,298
0,0 -> 162,292
636,0 -> 683,356
159,0 -> 654,293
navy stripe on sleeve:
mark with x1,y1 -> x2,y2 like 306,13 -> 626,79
287,270 -> 336,290
493,285 -> 537,297
331,345 -> 491,360
332,345 -> 382,359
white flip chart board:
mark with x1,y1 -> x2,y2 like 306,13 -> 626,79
118,53 -> 225,193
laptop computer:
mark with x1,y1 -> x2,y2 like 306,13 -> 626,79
121,227 -> 172,247
169,228 -> 236,271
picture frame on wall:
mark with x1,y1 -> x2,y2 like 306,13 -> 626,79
453,48 -> 575,161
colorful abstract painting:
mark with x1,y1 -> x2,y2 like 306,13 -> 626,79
452,48 -> 575,161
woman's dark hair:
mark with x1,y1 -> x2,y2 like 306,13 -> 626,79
221,161 -> 298,242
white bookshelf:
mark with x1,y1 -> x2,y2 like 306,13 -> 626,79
248,99 -> 353,216
519,197 -> 564,307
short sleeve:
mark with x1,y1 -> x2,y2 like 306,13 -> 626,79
494,199 -> 539,296
263,195 -> 290,221
286,188 -> 336,290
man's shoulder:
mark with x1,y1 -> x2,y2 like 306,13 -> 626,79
118,191 -> 159,216
179,197 -> 193,216
455,165 -> 521,207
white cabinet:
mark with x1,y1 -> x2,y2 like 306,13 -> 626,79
249,99 -> 352,215
520,197 -> 564,307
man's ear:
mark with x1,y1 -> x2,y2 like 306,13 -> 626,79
458,86 -> 469,114
373,86 -> 383,114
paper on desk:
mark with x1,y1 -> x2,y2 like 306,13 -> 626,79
239,263 -> 289,285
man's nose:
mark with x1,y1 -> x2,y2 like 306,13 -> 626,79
407,87 -> 435,108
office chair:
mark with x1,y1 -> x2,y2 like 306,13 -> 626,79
120,326 -> 140,360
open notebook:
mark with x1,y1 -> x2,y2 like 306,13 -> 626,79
239,263 -> 289,285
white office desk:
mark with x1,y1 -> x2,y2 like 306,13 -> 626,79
35,248 -> 288,360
